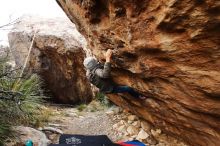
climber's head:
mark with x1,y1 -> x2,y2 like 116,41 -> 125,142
83,57 -> 98,70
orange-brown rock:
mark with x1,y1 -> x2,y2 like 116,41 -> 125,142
57,0 -> 220,145
8,16 -> 93,104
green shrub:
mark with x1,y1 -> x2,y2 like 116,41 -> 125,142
0,54 -> 46,144
95,92 -> 112,107
0,121 -> 12,146
77,104 -> 87,111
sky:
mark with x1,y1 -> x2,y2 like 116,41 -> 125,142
0,0 -> 67,45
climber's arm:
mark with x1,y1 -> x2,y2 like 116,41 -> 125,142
86,70 -> 90,79
95,49 -> 112,78
95,62 -> 111,78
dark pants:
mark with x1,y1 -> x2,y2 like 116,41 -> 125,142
111,86 -> 140,98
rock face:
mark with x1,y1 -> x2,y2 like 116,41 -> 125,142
57,0 -> 220,146
8,16 -> 93,104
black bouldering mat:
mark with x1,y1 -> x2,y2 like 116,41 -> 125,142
57,134 -> 120,146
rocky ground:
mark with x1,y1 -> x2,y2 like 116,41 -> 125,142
41,100 -> 188,146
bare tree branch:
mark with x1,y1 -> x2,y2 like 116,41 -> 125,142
0,68 -> 20,78
0,89 -> 23,96
0,18 -> 20,29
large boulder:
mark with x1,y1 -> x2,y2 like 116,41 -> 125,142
7,126 -> 50,146
8,16 -> 93,104
56,0 -> 220,145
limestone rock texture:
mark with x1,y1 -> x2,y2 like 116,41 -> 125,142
57,0 -> 220,145
8,16 -> 93,104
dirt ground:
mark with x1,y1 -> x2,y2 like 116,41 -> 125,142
44,100 -> 187,146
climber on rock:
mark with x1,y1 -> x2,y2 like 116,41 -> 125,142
83,49 -> 146,100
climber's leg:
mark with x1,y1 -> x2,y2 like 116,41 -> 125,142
112,86 -> 142,98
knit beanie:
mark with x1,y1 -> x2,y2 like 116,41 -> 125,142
83,57 -> 98,70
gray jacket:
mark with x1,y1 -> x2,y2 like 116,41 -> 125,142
86,62 -> 115,93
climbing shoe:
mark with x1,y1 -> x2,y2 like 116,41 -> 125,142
139,96 -> 147,100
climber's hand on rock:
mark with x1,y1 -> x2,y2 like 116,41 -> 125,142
105,49 -> 112,62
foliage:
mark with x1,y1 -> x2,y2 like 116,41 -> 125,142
77,104 -> 87,111
95,92 -> 113,107
0,121 -> 11,146
0,53 -> 46,145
